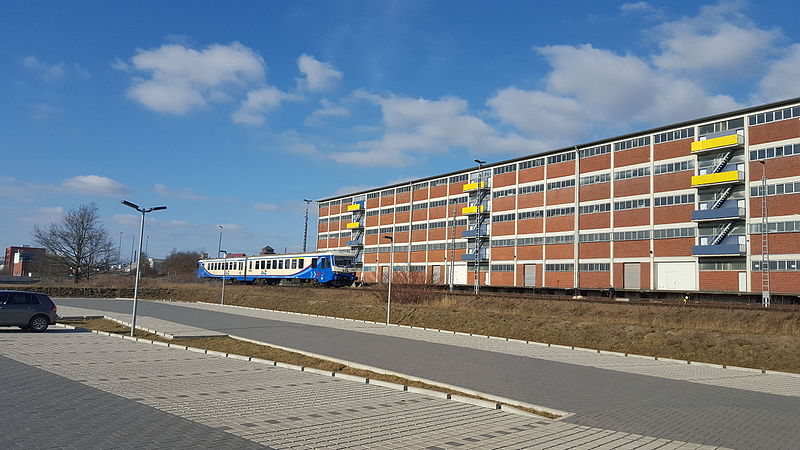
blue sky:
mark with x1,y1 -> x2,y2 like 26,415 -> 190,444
2,0 -> 799,259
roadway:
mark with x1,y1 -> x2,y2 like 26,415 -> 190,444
56,297 -> 800,449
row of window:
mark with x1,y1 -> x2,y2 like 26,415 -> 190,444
615,166 -> 650,181
654,193 -> 695,207
749,220 -> 800,234
493,188 -> 516,199
579,203 -> 611,215
546,206 -> 575,218
653,127 -> 694,144
493,163 -> 517,175
752,260 -> 800,271
579,144 -> 611,159
547,178 -> 575,190
361,260 -> 800,273
614,198 -> 650,211
700,260 -> 746,271
580,173 -> 610,186
615,136 -> 650,151
547,152 -> 576,165
749,143 -> 800,161
207,258 -> 313,272
579,263 -> 611,272
698,118 -> 743,136
750,181 -> 800,197
748,106 -> 800,126
654,160 -> 693,175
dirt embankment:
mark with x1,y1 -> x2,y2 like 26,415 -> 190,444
9,281 -> 800,373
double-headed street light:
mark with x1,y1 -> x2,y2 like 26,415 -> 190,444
382,235 -> 394,325
121,201 -> 167,337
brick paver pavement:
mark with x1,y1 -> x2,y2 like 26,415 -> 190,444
55,298 -> 800,449
0,327 -> 721,449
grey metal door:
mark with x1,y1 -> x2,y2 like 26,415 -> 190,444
524,264 -> 536,287
623,263 -> 641,290
432,265 -> 442,284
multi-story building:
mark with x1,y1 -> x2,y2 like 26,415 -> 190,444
3,246 -> 46,277
316,98 -> 800,295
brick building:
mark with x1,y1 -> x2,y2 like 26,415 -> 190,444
316,98 -> 800,295
4,246 -> 46,277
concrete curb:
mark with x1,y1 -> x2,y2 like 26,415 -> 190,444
171,299 -> 800,379
53,321 -> 564,419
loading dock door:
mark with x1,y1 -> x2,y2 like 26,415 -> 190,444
453,265 -> 468,285
623,263 -> 641,290
524,264 -> 536,287
655,262 -> 696,291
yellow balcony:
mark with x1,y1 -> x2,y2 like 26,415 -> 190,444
463,181 -> 486,192
691,170 -> 742,186
346,222 -> 363,229
347,203 -> 362,211
691,134 -> 742,152
461,205 -> 487,215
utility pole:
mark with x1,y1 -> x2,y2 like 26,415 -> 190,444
303,199 -> 313,252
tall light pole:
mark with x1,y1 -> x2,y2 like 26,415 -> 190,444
145,235 -> 149,256
382,235 -> 394,325
303,199 -> 313,252
219,250 -> 227,305
759,160 -> 770,308
121,201 -> 167,337
473,159 -> 486,296
217,225 -> 223,258
117,232 -> 123,269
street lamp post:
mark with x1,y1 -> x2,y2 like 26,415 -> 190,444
219,250 -> 227,305
217,225 -> 223,258
303,199 -> 313,252
121,201 -> 167,337
382,235 -> 394,325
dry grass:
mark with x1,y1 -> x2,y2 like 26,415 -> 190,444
60,317 -> 557,418
15,279 -> 800,373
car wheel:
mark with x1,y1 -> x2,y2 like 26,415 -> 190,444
28,315 -> 49,332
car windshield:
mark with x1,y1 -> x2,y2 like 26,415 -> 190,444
333,256 -> 354,267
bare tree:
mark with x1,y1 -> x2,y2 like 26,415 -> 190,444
33,203 -> 116,283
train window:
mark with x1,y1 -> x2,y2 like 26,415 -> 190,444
311,258 -> 318,268
297,258 -> 304,267
291,259 -> 297,269
239,262 -> 243,270
280,260 -> 285,270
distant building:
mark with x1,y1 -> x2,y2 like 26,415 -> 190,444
4,246 -> 46,277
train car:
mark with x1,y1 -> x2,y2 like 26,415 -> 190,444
196,251 -> 357,287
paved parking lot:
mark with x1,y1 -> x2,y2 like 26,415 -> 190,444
1,327 -> 721,449
55,298 -> 800,449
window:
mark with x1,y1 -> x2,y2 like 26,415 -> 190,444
365,228 -> 379,235
653,227 -> 695,239
614,167 -> 650,181
367,192 -> 380,199
394,225 -> 409,232
654,160 -> 694,175
362,265 -> 376,272
520,158 -> 545,169
749,220 -> 800,234
365,210 -> 379,217
409,265 -> 426,272
519,184 -> 544,195
613,230 -> 650,241
430,178 -> 448,187
395,205 -> 410,213
413,182 -> 429,191
449,195 -> 467,205
291,259 -> 297,269
396,185 -> 411,193
700,259 -> 746,271
491,239 -> 516,247
449,174 -> 468,183
752,260 -> 800,271
614,198 -> 650,211
493,163 -> 517,175
545,234 -> 573,245
7,293 -> 36,305
579,203 -> 611,215
411,223 -> 428,230
518,210 -> 543,220
319,218 -> 329,225
380,189 -> 394,197
492,188 -> 516,198
428,221 -> 447,229
427,243 -> 447,250
579,144 -> 611,158
546,206 -> 575,218
750,181 -> 800,197
492,213 -> 516,223
698,118 -> 744,136
491,264 -> 514,272
580,173 -> 610,186
411,244 -> 427,252
749,106 -> 800,126
654,127 -> 694,144
412,202 -> 428,210
654,193 -> 694,207
517,237 -> 543,246
749,143 -> 800,161
379,226 -> 393,233
614,136 -> 650,151
278,260 -> 284,269
379,208 -> 393,216
546,263 -> 573,272
579,263 -> 610,271
579,232 -> 610,243
547,178 -> 575,190
429,199 -> 447,208
547,152 -> 576,164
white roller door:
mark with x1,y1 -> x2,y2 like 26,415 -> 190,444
623,263 -> 641,290
655,262 -> 696,291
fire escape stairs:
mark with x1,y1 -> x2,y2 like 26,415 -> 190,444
711,222 -> 734,246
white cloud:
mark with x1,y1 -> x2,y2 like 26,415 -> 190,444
23,56 -> 65,82
296,54 -> 342,92
112,214 -> 140,227
252,202 -> 279,211
61,175 -> 131,197
153,184 -> 207,200
620,1 -> 656,12
332,185 -> 378,196
755,44 -> 800,102
232,86 -> 298,125
304,98 -> 350,126
652,2 -> 779,78
121,42 -> 266,114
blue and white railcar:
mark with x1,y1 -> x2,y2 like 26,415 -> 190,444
197,251 -> 357,287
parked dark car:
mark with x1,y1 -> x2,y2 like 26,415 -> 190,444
0,290 -> 58,332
